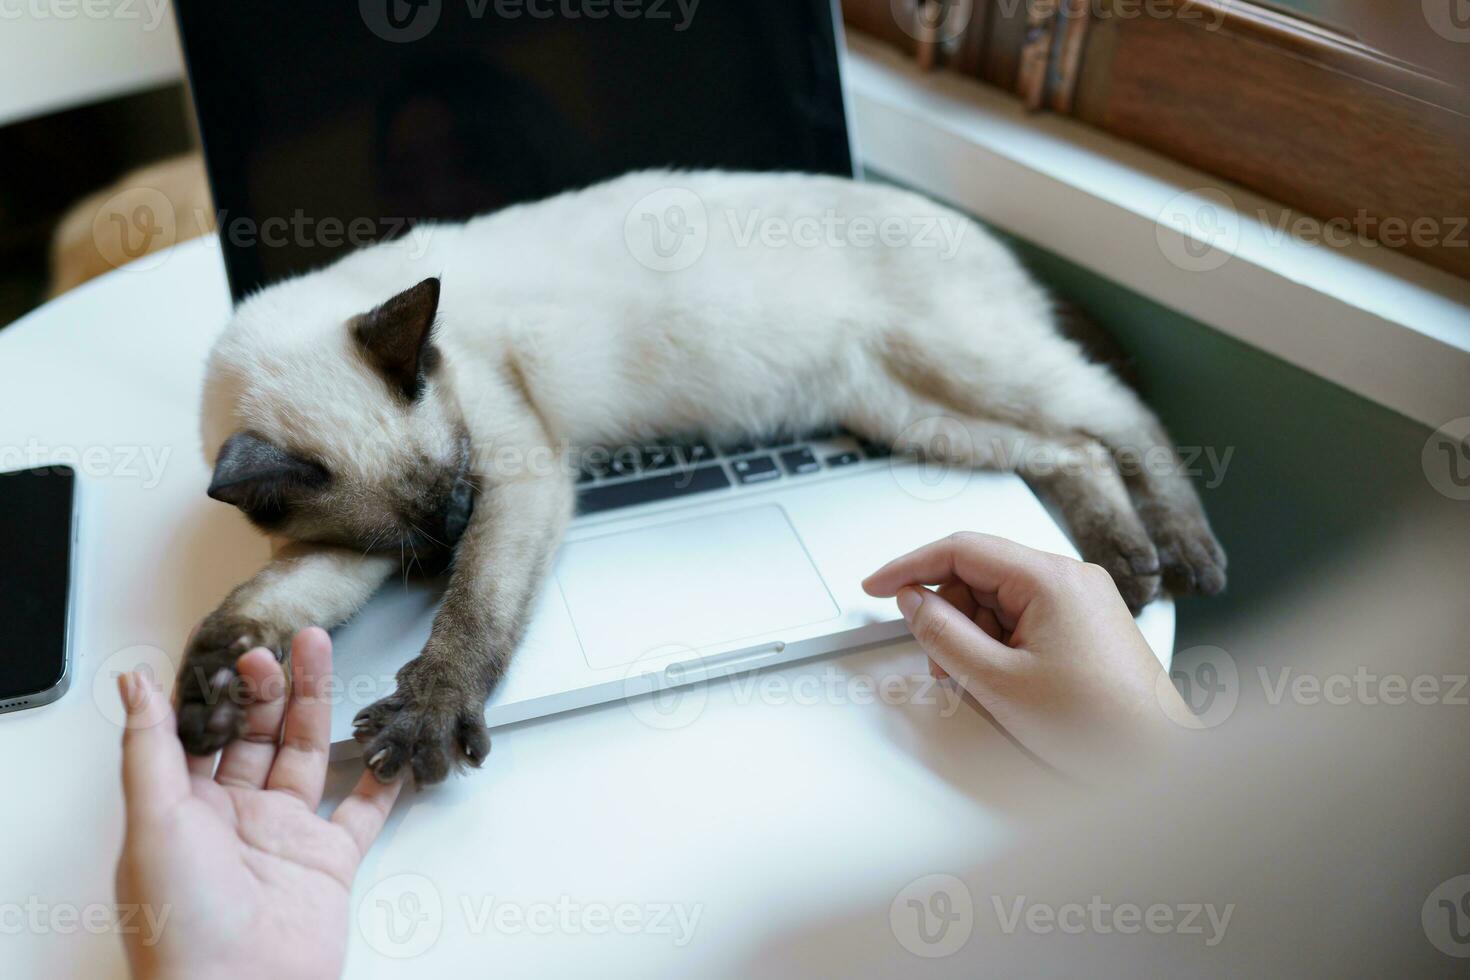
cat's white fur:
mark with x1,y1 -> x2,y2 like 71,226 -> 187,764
189,170 -> 1224,783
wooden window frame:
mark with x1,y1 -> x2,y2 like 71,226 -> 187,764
844,0 -> 1470,279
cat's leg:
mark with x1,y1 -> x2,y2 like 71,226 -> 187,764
851,409 -> 1163,610
352,469 -> 574,786
873,330 -> 1226,599
177,543 -> 398,755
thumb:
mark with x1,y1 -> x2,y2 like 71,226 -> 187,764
896,586 -> 1011,685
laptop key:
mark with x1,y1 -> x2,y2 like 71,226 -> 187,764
639,445 -> 680,471
719,438 -> 757,457
825,451 -> 861,468
779,447 -> 820,475
856,438 -> 891,459
731,455 -> 781,484
680,440 -> 716,465
576,463 -> 731,515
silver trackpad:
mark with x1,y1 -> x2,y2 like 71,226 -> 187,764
554,505 -> 840,670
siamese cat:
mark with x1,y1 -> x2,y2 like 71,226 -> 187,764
183,170 -> 1225,785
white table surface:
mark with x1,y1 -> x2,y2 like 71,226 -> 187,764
0,237 -> 1174,978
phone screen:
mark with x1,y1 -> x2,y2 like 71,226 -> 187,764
0,466 -> 77,701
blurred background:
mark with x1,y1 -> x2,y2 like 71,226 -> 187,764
2,1 -> 1465,328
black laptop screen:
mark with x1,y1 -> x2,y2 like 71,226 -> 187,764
172,0 -> 854,300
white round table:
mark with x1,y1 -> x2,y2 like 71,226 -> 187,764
0,237 -> 1174,978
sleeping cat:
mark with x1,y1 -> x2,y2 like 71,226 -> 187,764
182,170 -> 1225,785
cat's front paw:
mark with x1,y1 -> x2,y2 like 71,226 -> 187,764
353,677 -> 490,787
175,627 -> 260,755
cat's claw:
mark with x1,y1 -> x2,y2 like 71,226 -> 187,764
353,691 -> 491,787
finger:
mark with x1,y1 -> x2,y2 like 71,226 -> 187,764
863,533 -> 1054,621
936,580 -> 978,620
266,627 -> 334,808
896,586 -> 1014,688
119,671 -> 192,818
214,648 -> 289,790
331,767 -> 405,857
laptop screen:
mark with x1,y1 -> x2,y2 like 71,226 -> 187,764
172,0 -> 854,301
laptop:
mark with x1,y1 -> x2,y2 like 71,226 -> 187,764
172,0 -> 1080,751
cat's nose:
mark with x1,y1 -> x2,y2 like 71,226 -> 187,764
441,477 -> 475,547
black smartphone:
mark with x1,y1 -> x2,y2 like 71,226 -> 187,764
0,465 -> 79,712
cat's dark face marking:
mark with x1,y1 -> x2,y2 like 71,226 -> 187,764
206,277 -> 475,565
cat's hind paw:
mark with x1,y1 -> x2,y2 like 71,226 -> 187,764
1076,524 -> 1162,614
1150,515 -> 1227,598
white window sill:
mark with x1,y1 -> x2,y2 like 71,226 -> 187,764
843,35 -> 1470,430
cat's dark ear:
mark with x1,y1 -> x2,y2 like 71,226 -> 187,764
207,431 -> 329,522
352,276 -> 441,401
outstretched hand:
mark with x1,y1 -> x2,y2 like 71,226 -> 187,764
116,628 -> 402,980
864,533 -> 1195,777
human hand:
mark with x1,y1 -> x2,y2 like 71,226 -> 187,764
863,533 -> 1195,777
115,627 -> 402,980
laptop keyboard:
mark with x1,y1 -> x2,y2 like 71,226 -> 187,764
575,429 -> 891,516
